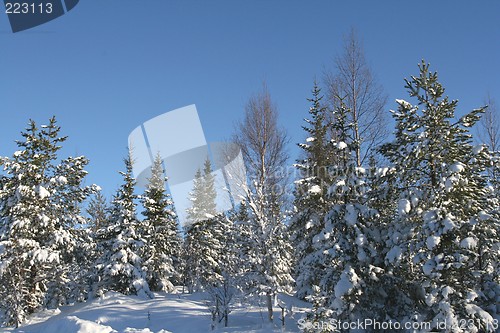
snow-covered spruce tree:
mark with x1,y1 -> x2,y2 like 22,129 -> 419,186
476,101 -> 500,316
183,159 -> 218,292
379,61 -> 499,331
304,100 -> 381,327
93,154 -> 152,298
140,153 -> 181,292
239,191 -> 294,324
360,156 -> 407,321
289,81 -> 336,300
203,213 -> 238,329
185,159 -> 217,224
475,158 -> 500,324
87,190 -> 109,232
478,97 -> 500,194
183,161 -> 241,329
185,169 -> 205,223
70,190 -> 109,304
201,158 -> 217,216
68,224 -> 96,304
231,200 -> 253,277
0,117 -> 96,327
183,217 -> 219,293
491,150 -> 500,195
230,200 -> 257,290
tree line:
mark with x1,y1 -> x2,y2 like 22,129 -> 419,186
0,31 -> 498,332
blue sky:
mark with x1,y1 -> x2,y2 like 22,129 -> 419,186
1,0 -> 499,198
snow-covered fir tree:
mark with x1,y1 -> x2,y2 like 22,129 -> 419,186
201,158 -> 217,216
379,61 -> 499,331
303,100 -> 382,327
289,81 -> 336,300
202,213 -> 238,329
70,190 -> 110,306
185,169 -> 205,223
87,191 -> 109,232
231,201 -> 253,277
238,190 -> 294,324
185,158 -> 217,225
486,148 -> 500,198
140,153 -> 181,292
183,159 -> 241,328
474,153 -> 500,325
0,118 -> 96,327
183,216 -> 220,292
183,158 -> 218,292
93,154 -> 152,298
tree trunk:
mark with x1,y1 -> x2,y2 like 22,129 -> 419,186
266,293 -> 273,322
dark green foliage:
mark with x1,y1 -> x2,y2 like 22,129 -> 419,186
0,117 -> 95,327
140,153 -> 181,292
93,154 -> 151,298
379,61 -> 498,330
290,82 -> 336,299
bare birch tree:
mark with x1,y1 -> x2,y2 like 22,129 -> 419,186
232,84 -> 294,323
234,83 -> 289,220
324,29 -> 388,166
479,95 -> 499,152
478,95 -> 500,191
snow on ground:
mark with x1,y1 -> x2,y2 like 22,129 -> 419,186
3,290 -> 310,333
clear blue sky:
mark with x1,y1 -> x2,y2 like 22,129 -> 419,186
1,0 -> 499,198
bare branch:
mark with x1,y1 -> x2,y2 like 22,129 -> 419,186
233,83 -> 289,222
324,28 -> 388,166
478,95 -> 500,152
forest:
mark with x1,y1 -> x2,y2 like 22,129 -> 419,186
0,33 -> 499,333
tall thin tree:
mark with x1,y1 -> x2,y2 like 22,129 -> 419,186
324,29 -> 388,166
93,153 -> 151,298
233,84 -> 294,323
183,158 -> 218,292
141,153 -> 181,292
289,81 -> 335,299
478,95 -> 499,152
478,95 -> 500,192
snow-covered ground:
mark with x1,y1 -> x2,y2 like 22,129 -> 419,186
3,290 -> 310,333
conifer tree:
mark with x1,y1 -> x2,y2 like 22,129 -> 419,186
183,158 -> 218,292
140,153 -> 181,292
305,100 -> 381,323
0,117 -> 96,326
239,194 -> 294,323
185,159 -> 217,225
185,168 -> 204,224
290,82 -> 335,299
200,213 -> 237,328
183,159 -> 241,327
93,154 -> 151,298
201,158 -> 217,216
380,61 -> 498,331
87,191 -> 109,232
